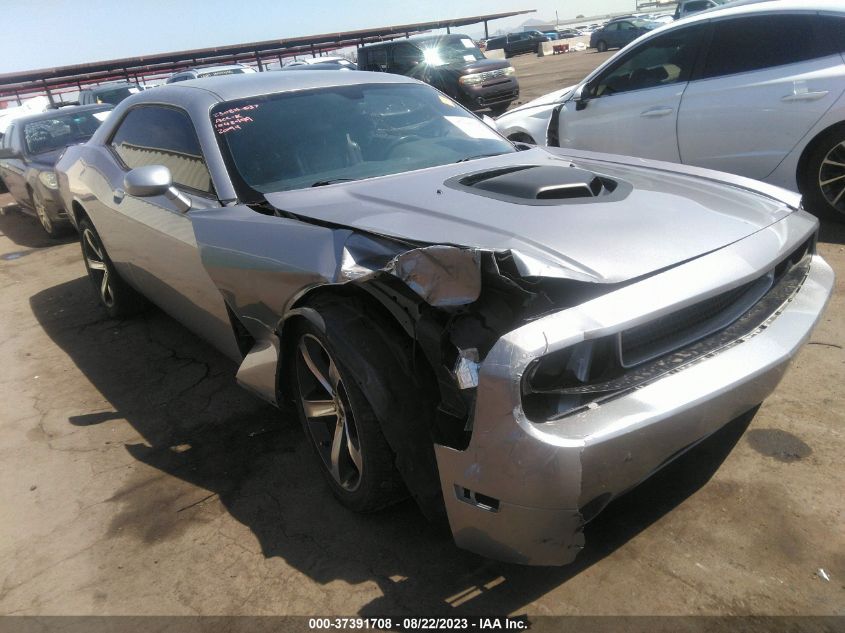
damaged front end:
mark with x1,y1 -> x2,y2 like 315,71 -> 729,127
191,197 -> 830,566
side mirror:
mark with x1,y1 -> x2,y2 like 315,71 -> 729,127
124,165 -> 191,213
573,84 -> 590,111
0,147 -> 21,159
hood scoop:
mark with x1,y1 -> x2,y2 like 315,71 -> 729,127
446,165 -> 629,206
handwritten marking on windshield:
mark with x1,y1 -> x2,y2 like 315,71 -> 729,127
213,105 -> 260,134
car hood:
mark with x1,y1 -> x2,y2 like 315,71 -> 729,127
455,58 -> 512,74
264,148 -> 795,284
27,148 -> 64,169
497,84 -> 575,119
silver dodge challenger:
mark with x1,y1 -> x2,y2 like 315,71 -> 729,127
55,71 -> 834,565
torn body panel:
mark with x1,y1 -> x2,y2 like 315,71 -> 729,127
432,212 -> 832,565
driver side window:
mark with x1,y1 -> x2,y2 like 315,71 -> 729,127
109,105 -> 214,195
592,25 -> 704,97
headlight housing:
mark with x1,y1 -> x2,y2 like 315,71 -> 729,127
521,338 -> 623,421
459,66 -> 515,87
38,171 -> 58,189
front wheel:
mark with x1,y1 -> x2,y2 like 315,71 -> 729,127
596,40 -> 608,53
78,217 -> 147,318
802,126 -> 845,222
291,310 -> 406,512
32,189 -> 62,238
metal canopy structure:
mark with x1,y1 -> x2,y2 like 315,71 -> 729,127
0,10 -> 534,105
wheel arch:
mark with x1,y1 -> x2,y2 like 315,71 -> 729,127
795,121 -> 845,194
70,199 -> 90,227
276,282 -> 450,521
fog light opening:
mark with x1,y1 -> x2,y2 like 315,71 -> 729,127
456,485 -> 500,512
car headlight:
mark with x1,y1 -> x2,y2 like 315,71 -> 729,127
459,66 -> 515,87
522,338 -> 623,421
459,73 -> 485,87
38,171 -> 58,189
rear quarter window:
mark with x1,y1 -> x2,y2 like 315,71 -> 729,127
701,15 -> 825,79
819,14 -> 845,54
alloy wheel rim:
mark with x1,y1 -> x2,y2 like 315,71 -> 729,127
819,140 -> 845,214
296,334 -> 363,492
82,228 -> 115,308
34,197 -> 52,233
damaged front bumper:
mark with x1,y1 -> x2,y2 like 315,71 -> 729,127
434,211 -> 834,565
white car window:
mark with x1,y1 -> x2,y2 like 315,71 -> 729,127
593,26 -> 704,97
701,15 -> 823,79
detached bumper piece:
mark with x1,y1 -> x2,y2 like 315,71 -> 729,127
434,213 -> 833,565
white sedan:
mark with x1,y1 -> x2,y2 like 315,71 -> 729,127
496,0 -> 845,219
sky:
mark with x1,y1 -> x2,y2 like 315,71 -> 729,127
1,0 -> 640,74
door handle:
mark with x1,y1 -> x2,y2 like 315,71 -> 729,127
781,90 -> 829,102
640,106 -> 674,118
112,188 -> 125,203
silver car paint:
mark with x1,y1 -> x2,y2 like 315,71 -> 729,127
56,71 -> 833,565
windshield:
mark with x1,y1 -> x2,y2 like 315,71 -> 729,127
94,87 -> 138,104
24,109 -> 111,154
213,83 -> 514,196
418,37 -> 485,65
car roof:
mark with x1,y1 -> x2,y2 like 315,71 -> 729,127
84,82 -> 137,92
12,104 -> 112,126
191,64 -> 250,73
675,0 -> 843,23
137,69 -> 419,103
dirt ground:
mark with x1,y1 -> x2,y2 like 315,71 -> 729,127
0,50 -> 844,618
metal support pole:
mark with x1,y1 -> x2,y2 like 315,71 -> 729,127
255,51 -> 263,71
311,43 -> 316,58
42,80 -> 55,106
484,21 -> 489,39
446,25 -> 451,34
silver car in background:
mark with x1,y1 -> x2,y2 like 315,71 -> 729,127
56,71 -> 832,565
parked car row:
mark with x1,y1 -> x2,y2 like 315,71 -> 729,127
496,0 -> 845,221
0,104 -> 112,235
484,31 -> 549,58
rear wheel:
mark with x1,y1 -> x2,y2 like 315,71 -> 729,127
802,126 -> 845,222
78,217 -> 147,318
596,40 -> 608,53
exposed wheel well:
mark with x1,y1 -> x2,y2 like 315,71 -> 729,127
276,284 -> 437,410
71,200 -> 89,226
796,121 -> 845,194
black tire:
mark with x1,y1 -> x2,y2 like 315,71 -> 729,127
489,102 -> 510,117
31,188 -> 64,239
801,125 -> 845,222
290,307 -> 408,513
596,40 -> 608,53
78,217 -> 147,318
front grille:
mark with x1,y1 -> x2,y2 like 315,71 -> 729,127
619,273 -> 774,367
477,68 -> 509,82
477,88 -> 518,106
522,236 -> 815,422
